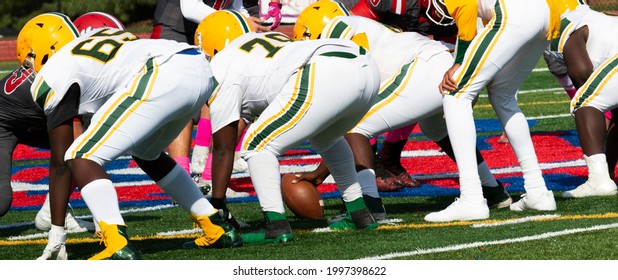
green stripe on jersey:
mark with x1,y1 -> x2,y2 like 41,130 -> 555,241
450,0 -> 504,96
246,64 -> 312,150
573,56 -> 618,110
73,59 -> 156,158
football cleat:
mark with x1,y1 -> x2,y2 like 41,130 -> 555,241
510,191 -> 557,211
241,212 -> 294,244
35,195 -> 95,232
328,195 -> 386,225
329,208 -> 378,231
563,156 -> 618,198
424,198 -> 490,222
482,181 -> 513,209
88,221 -> 142,260
183,210 -> 243,249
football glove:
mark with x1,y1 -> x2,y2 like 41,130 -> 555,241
264,2 -> 282,30
543,50 -> 568,78
37,229 -> 68,260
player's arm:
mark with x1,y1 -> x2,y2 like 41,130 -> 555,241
45,83 -> 80,227
292,162 -> 330,186
208,83 -> 244,202
563,26 -> 593,89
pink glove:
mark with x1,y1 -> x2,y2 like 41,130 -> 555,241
264,2 -> 282,30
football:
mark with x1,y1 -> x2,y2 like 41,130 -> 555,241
281,173 -> 324,219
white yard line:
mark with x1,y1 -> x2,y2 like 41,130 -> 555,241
358,222 -> 618,260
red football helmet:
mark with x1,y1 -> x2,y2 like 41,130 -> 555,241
73,11 -> 125,35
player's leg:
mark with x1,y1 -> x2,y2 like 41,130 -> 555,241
419,114 -> 511,209
605,109 -> 618,180
426,0 -> 542,221
307,54 -> 380,230
565,58 -> 618,198
0,127 -> 18,217
167,121 -> 193,174
375,124 -> 421,189
486,36 -> 556,211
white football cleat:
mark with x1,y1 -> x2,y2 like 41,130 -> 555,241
35,210 -> 95,233
510,191 -> 557,211
190,145 -> 210,175
424,198 -> 489,222
563,156 -> 618,198
35,194 -> 95,232
563,180 -> 618,198
37,228 -> 67,260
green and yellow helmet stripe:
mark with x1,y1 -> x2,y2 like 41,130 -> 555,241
47,12 -> 80,37
70,58 -> 159,159
243,64 -> 315,152
450,0 -> 507,98
337,2 -> 351,15
324,19 -> 353,39
226,10 -> 251,33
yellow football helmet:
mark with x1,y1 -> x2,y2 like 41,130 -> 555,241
16,12 -> 79,73
194,10 -> 252,59
293,0 -> 350,41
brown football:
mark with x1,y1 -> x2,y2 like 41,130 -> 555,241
281,173 -> 324,219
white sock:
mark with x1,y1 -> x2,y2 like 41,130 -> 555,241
246,151 -> 285,213
519,156 -> 548,195
157,164 -> 215,217
50,224 -> 65,236
587,153 -> 606,163
317,138 -> 363,202
478,161 -> 498,187
443,95 -> 483,201
357,169 -> 380,198
81,179 -> 125,225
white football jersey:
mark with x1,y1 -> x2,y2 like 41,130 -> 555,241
321,16 -> 449,81
208,32 -> 367,133
32,28 -> 197,117
550,5 -> 618,70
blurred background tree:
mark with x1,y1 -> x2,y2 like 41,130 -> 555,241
0,0 -> 157,36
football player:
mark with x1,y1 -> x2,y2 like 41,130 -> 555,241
548,4 -> 618,198
428,0 -> 590,221
18,12 -> 241,260
0,67 -> 95,235
337,0 -> 460,190
291,0 -> 512,224
195,10 -> 381,243
151,0 -> 275,201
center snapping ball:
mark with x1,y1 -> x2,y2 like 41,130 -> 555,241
281,173 -> 324,219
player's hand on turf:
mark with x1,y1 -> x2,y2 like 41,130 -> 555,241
263,1 -> 283,30
249,16 -> 271,33
291,172 -> 324,186
440,64 -> 460,94
37,241 -> 68,260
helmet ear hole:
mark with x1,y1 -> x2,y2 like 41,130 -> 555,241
293,0 -> 349,41
16,13 -> 79,73
194,10 -> 251,59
